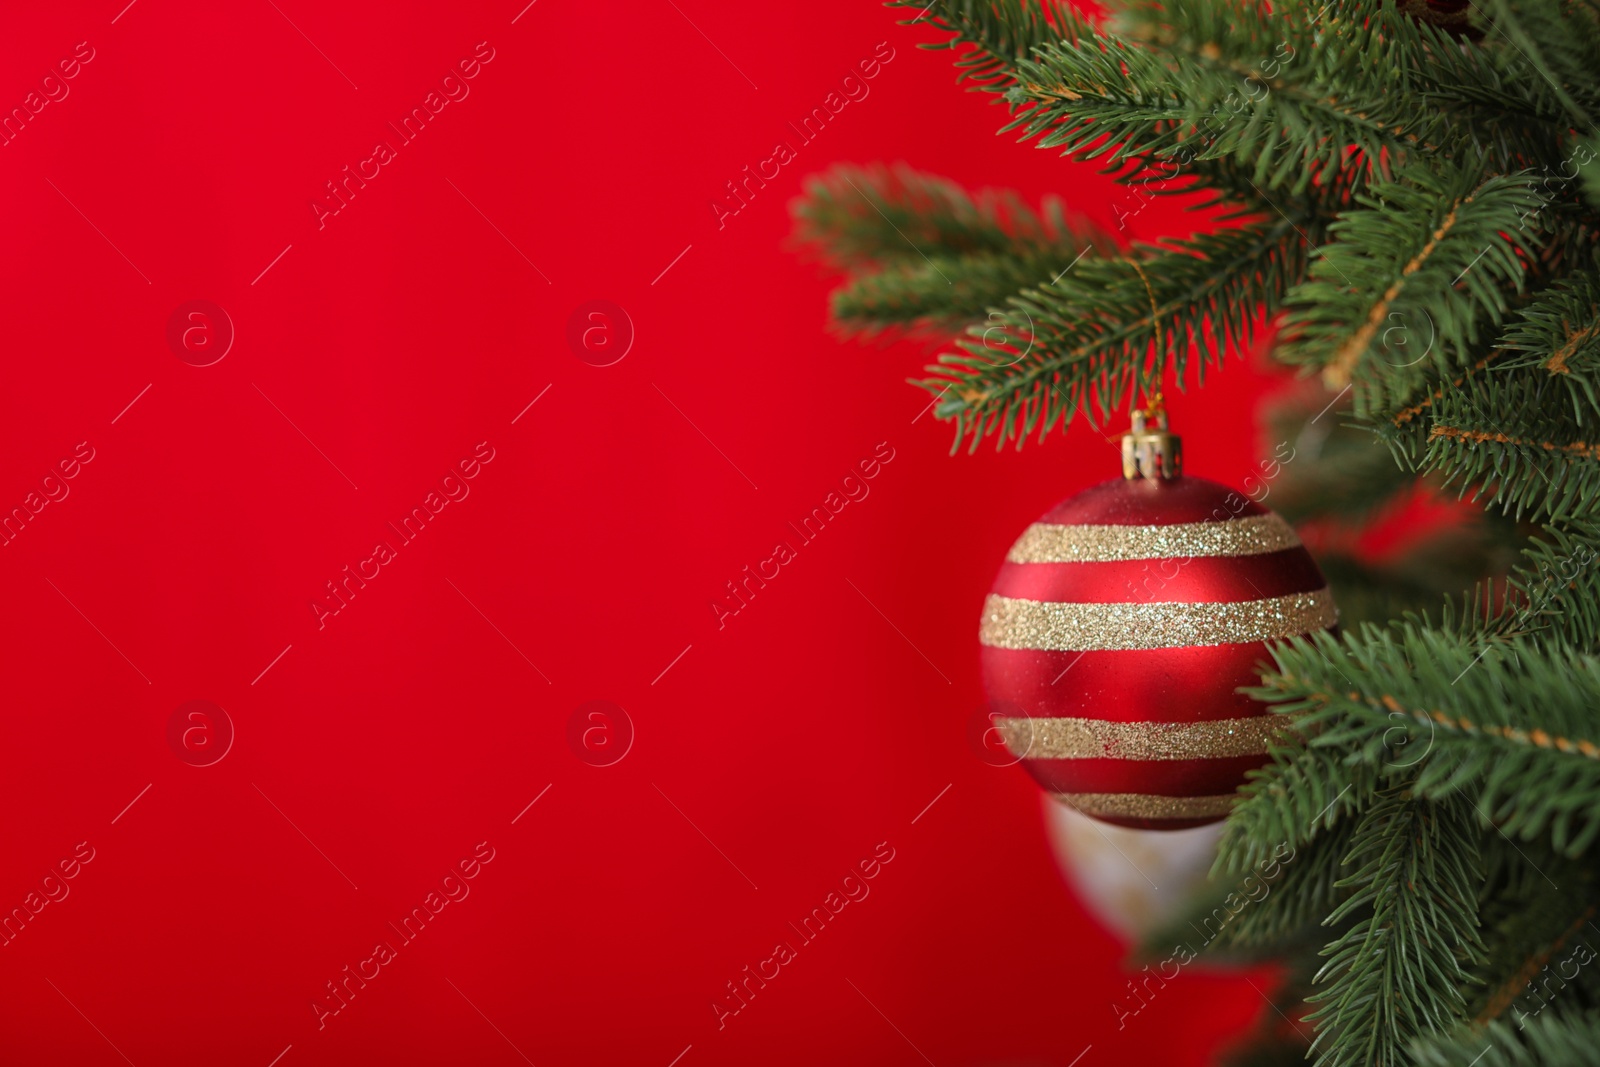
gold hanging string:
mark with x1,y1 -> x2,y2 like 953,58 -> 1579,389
1129,257 -> 1165,422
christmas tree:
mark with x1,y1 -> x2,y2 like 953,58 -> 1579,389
794,2 -> 1600,1065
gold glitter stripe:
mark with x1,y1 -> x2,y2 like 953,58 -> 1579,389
1006,513 -> 1300,563
979,589 -> 1336,652
1054,792 -> 1238,820
996,715 -> 1281,760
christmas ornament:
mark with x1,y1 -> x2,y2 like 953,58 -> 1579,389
979,410 -> 1337,830
1043,795 -> 1222,940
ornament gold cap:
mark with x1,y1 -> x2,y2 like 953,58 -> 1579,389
1121,409 -> 1182,481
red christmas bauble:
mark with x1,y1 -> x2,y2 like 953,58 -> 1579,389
980,471 -> 1336,830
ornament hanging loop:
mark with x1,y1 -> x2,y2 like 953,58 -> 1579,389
1122,406 -> 1183,481
1123,258 -> 1181,480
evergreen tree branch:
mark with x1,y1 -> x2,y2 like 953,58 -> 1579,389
1278,167 -> 1544,415
1258,628 -> 1600,855
826,248 -> 1088,333
792,162 -> 1111,269
1217,736 -> 1380,877
1475,0 -> 1600,131
1305,788 -> 1485,1067
1470,857 -> 1599,1029
1405,13 -> 1591,163
1413,1013 -> 1600,1067
1583,134 -> 1600,207
918,214 -> 1312,450
1207,819 -> 1359,951
1496,266 -> 1600,386
1398,370 -> 1600,524
888,0 -> 1089,93
1003,3 -> 1438,194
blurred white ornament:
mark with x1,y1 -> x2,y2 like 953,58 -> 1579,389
1042,795 -> 1223,941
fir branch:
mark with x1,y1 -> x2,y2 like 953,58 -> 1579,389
1396,509 -> 1600,653
1413,1013 -> 1600,1067
1278,167 -> 1544,414
1583,134 -> 1600,208
1405,14 -> 1587,166
1002,3 -> 1438,194
887,0 -> 1088,92
1428,426 -> 1600,461
1207,819 -> 1359,951
792,163 -> 1110,270
1217,738 -> 1380,877
1475,0 -> 1600,132
1306,789 -> 1485,1067
827,247 -> 1094,333
1472,881 -> 1599,1028
793,164 -> 1117,335
1391,349 -> 1512,427
1500,518 -> 1600,648
1258,628 -> 1600,856
1409,371 -> 1600,523
918,215 -> 1311,450
1496,266 -> 1600,388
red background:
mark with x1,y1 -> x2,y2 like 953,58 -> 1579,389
0,2 -> 1280,1063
